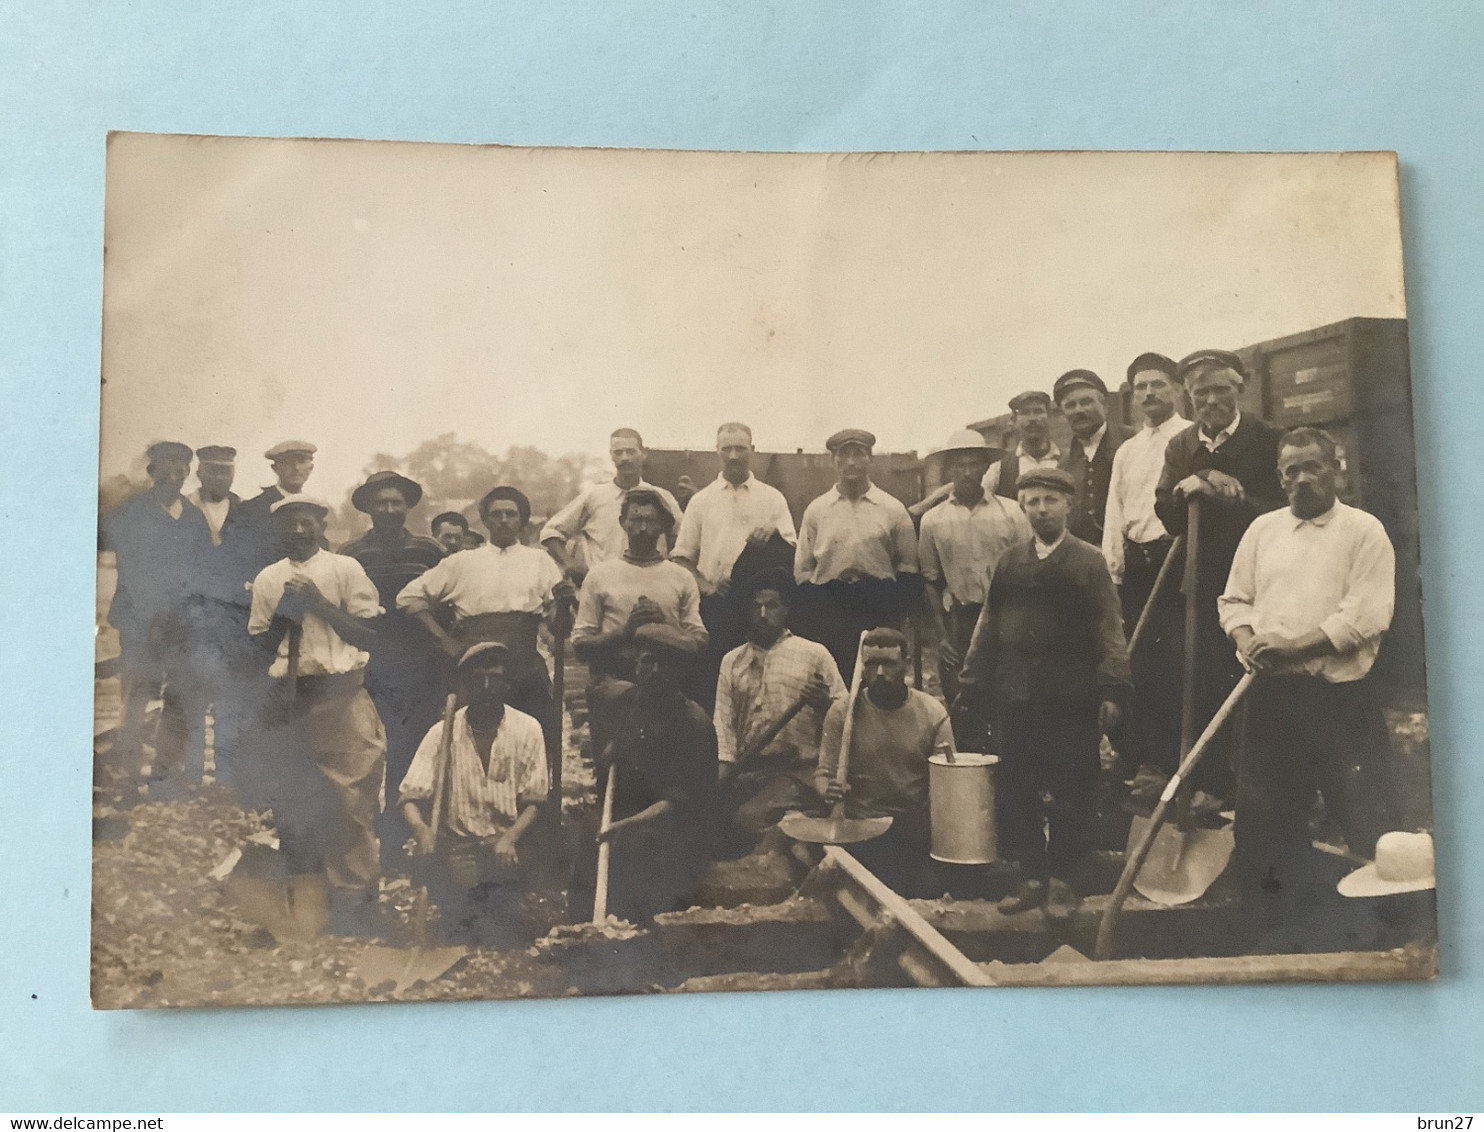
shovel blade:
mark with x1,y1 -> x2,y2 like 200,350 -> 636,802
778,811 -> 893,845
1127,816 -> 1235,905
354,944 -> 468,995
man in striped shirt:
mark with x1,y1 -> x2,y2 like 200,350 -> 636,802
400,642 -> 549,943
714,569 -> 845,847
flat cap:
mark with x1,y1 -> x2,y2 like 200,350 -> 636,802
1177,349 -> 1247,386
1126,352 -> 1179,383
457,640 -> 510,669
825,428 -> 876,453
195,445 -> 237,464
264,440 -> 318,460
146,440 -> 194,464
352,469 -> 423,512
1053,369 -> 1107,402
1008,390 -> 1051,413
1015,466 -> 1077,496
268,493 -> 330,517
631,621 -> 698,656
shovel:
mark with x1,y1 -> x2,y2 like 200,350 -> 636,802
354,692 -> 467,995
1096,671 -> 1255,958
593,762 -> 618,922
778,630 -> 893,845
1125,534 -> 1184,656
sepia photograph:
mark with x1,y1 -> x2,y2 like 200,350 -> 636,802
91,136 -> 1436,1008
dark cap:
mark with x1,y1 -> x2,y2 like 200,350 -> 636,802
146,441 -> 193,464
1177,349 -> 1247,386
351,470 -> 424,512
619,487 -> 676,531
1015,466 -> 1077,496
1008,390 -> 1051,414
477,485 -> 531,525
825,428 -> 876,454
1053,369 -> 1108,403
1126,352 -> 1179,383
195,445 -> 237,464
457,640 -> 510,670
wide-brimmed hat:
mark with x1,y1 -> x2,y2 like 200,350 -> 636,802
939,428 -> 1001,460
352,470 -> 423,512
1337,831 -> 1436,897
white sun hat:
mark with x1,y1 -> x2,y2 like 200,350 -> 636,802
1337,831 -> 1436,897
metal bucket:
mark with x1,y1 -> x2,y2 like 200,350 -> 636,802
929,752 -> 999,864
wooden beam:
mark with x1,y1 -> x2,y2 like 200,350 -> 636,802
979,945 -> 1437,987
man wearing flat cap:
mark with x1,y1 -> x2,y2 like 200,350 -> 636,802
188,446 -> 241,548
398,484 -> 577,787
1053,369 -> 1134,547
339,471 -> 446,808
220,440 -> 323,601
957,466 -> 1131,919
99,441 -> 215,791
917,429 -> 1030,737
1154,350 -> 1285,802
246,494 -> 387,934
794,428 -> 921,683
399,641 -> 551,944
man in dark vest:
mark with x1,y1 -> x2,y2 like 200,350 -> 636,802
1054,369 -> 1134,546
1153,349 -> 1285,802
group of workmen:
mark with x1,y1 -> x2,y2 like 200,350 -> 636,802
99,345 -> 1404,941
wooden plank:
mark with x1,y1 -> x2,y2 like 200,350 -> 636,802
979,945 -> 1436,987
823,847 -> 994,988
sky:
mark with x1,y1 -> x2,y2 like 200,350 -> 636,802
98,136 -> 1407,503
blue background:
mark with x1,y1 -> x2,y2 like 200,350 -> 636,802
2,0 -> 1481,1111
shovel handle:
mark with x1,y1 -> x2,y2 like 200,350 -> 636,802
830,630 -> 871,818
735,691 -> 814,766
1095,671 -> 1255,960
285,623 -> 302,703
1126,534 -> 1184,656
593,763 -> 618,924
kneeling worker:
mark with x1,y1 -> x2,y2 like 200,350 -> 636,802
814,627 -> 954,895
400,642 -> 549,944
957,467 -> 1131,918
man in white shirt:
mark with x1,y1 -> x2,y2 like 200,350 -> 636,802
1102,353 -> 1190,779
1219,426 -> 1399,902
246,495 -> 387,934
794,428 -> 921,682
539,428 -> 682,583
672,421 -> 798,709
918,429 -> 1030,740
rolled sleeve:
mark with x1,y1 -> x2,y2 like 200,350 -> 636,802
342,560 -> 384,618
793,506 -> 818,583
671,501 -> 702,564
891,507 -> 920,574
247,567 -> 280,635
397,721 -> 444,804
1217,526 -> 1260,637
1319,522 -> 1396,654
917,519 -> 943,586
539,491 -> 587,546
769,492 -> 799,546
396,557 -> 450,615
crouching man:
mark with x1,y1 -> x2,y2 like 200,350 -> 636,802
814,627 -> 954,896
957,468 -> 1131,919
246,495 -> 386,935
400,642 -> 549,945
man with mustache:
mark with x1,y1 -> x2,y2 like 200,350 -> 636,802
1054,369 -> 1134,547
1154,350 -> 1285,803
246,495 -> 386,934
813,627 -> 953,895
1219,427 -> 1399,926
1103,353 -> 1190,781
400,641 -> 550,944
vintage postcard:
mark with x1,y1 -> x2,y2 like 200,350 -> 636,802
92,137 -> 1435,1007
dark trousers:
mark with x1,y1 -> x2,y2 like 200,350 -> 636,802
723,759 -> 817,837
112,618 -> 200,784
795,578 -> 913,685
849,808 -> 935,897
996,695 -> 1102,882
694,592 -> 747,714
1234,674 -> 1398,885
939,602 -> 983,748
1121,538 -> 1183,774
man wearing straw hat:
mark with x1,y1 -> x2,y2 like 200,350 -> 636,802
957,466 -> 1131,918
246,494 -> 386,935
400,641 -> 549,944
917,428 -> 1029,740
1219,426 -> 1400,919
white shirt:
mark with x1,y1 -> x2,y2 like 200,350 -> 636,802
396,541 -> 563,619
1033,530 -> 1068,560
538,478 -> 682,568
794,483 -> 919,584
1102,413 -> 1190,581
1218,501 -> 1395,683
398,706 -> 548,840
983,443 -> 1062,494
1199,410 -> 1242,452
188,489 -> 231,545
918,491 -> 1032,608
247,550 -> 381,677
671,472 -> 797,588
